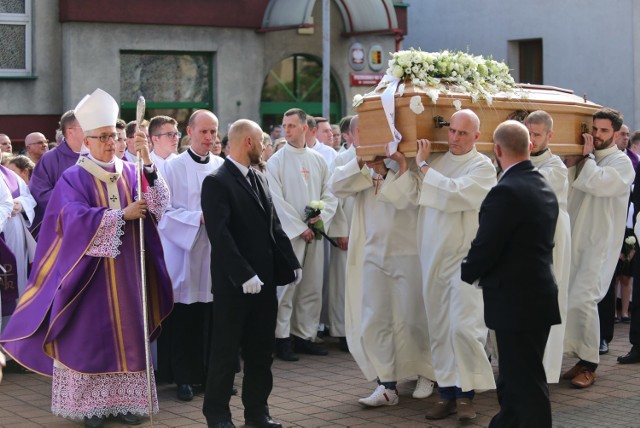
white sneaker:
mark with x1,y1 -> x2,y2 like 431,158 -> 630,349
358,385 -> 399,407
412,375 -> 435,399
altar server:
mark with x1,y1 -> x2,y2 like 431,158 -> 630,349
563,108 -> 635,388
525,110 -> 572,383
148,115 -> 179,176
397,109 -> 496,420
266,108 -> 337,360
0,88 -> 173,427
329,147 -> 434,407
157,109 -> 224,401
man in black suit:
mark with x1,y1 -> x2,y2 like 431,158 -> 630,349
201,119 -> 301,428
461,120 -> 561,428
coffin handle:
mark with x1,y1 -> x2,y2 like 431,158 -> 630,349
434,115 -> 450,128
581,122 -> 589,134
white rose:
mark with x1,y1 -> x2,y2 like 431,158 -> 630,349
392,65 -> 404,78
309,200 -> 321,210
352,94 -> 364,108
626,236 -> 636,246
317,200 -> 326,210
452,99 -> 462,111
409,95 -> 425,114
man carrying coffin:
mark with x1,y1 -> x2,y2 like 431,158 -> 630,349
396,109 -> 496,420
525,110 -> 572,383
563,108 -> 635,388
0,88 -> 173,427
329,146 -> 434,407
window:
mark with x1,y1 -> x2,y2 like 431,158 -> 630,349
119,51 -> 214,132
508,38 -> 543,85
260,54 -> 342,130
0,0 -> 32,77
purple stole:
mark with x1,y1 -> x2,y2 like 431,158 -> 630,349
0,165 -> 18,315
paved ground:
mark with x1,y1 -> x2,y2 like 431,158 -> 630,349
1,322 -> 639,427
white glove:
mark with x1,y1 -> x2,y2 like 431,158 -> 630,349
242,275 -> 263,294
293,268 -> 303,286
0,351 -> 5,383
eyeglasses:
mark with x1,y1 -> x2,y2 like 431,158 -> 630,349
27,140 -> 49,147
155,131 -> 182,139
86,134 -> 118,143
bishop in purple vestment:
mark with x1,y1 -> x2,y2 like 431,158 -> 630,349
0,89 -> 173,426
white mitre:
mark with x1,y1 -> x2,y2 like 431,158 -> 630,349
74,88 -> 119,132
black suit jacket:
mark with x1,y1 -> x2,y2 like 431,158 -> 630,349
201,158 -> 300,296
461,160 -> 561,331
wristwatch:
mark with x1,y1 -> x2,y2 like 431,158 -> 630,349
418,160 -> 429,169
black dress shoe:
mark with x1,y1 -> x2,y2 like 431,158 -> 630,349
177,383 -> 194,401
275,337 -> 299,361
618,346 -> 640,364
84,416 -> 104,428
208,421 -> 236,428
338,337 -> 349,352
116,412 -> 141,425
245,415 -> 283,428
294,336 -> 328,356
621,316 -> 631,323
599,339 -> 609,355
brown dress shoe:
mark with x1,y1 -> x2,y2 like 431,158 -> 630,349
561,363 -> 584,380
425,399 -> 456,420
571,369 -> 596,388
456,397 -> 476,420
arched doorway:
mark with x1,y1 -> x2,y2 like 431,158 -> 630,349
260,54 -> 342,133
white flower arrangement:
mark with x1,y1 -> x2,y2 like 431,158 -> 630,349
384,48 -> 520,105
625,236 -> 636,246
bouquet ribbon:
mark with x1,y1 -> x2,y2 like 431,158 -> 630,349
376,75 -> 403,155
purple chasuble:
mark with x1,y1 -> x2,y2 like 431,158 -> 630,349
0,165 -> 19,315
626,149 -> 639,171
0,161 -> 173,376
28,138 -> 80,239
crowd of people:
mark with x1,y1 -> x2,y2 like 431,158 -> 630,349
0,87 -> 638,428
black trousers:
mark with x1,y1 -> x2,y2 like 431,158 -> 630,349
630,257 -> 640,346
490,327 -> 552,428
598,275 -> 616,344
202,287 -> 278,424
157,302 -> 211,385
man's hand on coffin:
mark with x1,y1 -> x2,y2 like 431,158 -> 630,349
582,133 -> 595,155
386,145 -> 407,175
415,139 -> 432,165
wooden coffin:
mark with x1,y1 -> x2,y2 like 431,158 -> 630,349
355,83 -> 602,160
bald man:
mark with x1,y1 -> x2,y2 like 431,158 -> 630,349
0,134 -> 11,154
24,132 -> 49,164
396,109 -> 497,421
462,120 -> 560,428
201,119 -> 300,428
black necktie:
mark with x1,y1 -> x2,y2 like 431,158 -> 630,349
247,169 -> 259,194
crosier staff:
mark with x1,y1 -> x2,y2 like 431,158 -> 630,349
136,95 -> 154,424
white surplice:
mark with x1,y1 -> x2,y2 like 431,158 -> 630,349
531,149 -> 572,383
329,158 -> 434,382
312,140 -> 337,166
404,148 -> 496,391
0,177 -> 18,330
266,143 -> 337,340
149,151 -> 178,177
158,151 -> 224,304
326,146 -> 356,337
565,146 -> 635,364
